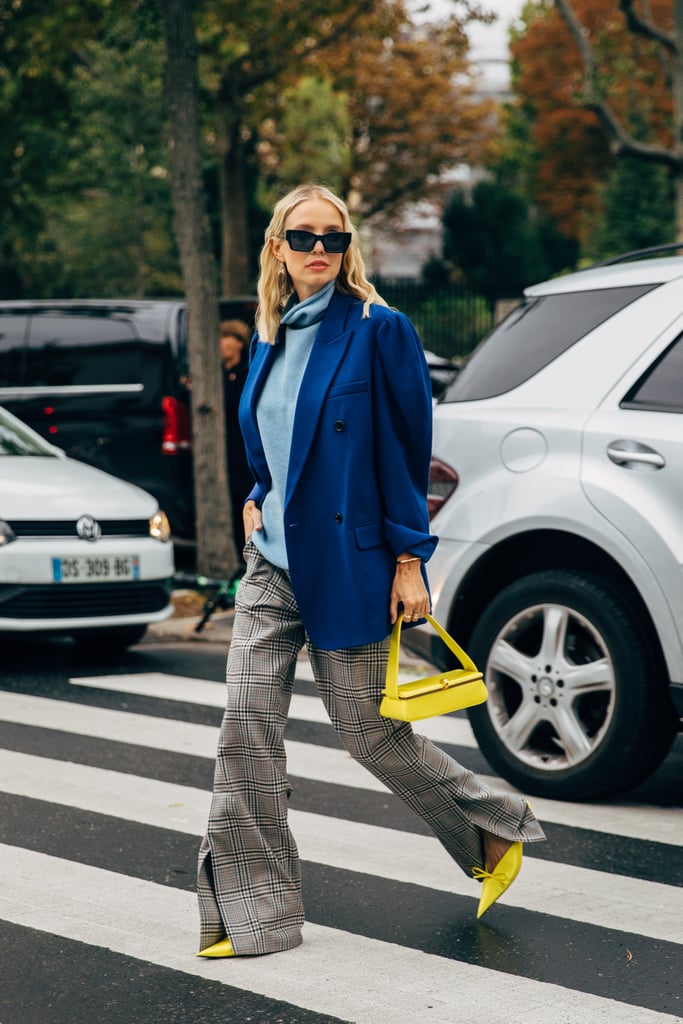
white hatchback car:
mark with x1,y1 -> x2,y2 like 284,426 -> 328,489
410,250 -> 683,801
0,404 -> 174,651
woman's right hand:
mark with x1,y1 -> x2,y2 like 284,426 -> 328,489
243,500 -> 262,539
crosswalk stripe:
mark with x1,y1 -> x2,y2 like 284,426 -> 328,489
1,747 -> 680,942
68,670 -> 478,749
0,845 -> 676,1024
0,688 -> 680,845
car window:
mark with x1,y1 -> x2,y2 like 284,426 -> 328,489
441,284 -> 657,402
621,333 -> 683,413
27,314 -> 140,387
0,314 -> 28,387
0,408 -> 55,456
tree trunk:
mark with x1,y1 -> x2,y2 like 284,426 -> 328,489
218,91 -> 252,296
160,0 -> 236,578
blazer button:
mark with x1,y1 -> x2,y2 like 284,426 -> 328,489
334,419 -> 345,432
335,512 -> 343,523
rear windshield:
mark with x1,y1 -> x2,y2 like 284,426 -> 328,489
442,284 -> 657,402
28,314 -> 141,387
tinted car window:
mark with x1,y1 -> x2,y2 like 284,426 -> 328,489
622,333 -> 683,413
28,314 -> 140,387
0,314 -> 28,387
442,284 -> 657,402
0,408 -> 54,456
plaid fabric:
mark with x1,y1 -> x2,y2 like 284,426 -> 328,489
197,542 -> 545,955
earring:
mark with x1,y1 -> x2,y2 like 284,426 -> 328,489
277,261 -> 289,304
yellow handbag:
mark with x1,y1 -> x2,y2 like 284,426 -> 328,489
380,612 -> 488,722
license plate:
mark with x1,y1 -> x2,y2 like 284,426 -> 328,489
52,555 -> 140,583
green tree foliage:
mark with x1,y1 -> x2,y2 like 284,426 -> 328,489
502,0 -> 613,245
196,0 -> 379,293
553,0 -> 682,244
257,75 -> 352,208
0,0 -> 100,295
38,4 -> 180,297
0,0 -> 180,298
504,0 -> 679,250
440,180 -> 577,301
308,8 -> 493,220
585,156 -> 674,262
198,0 -> 494,292
2,0 -> 497,300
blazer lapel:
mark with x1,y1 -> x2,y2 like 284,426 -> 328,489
285,290 -> 356,502
239,338 -> 278,490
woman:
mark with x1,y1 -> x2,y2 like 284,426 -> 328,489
197,184 -> 545,958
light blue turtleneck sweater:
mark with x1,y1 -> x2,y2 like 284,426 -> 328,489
251,280 -> 336,569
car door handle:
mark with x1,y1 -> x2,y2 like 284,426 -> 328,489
606,441 -> 666,469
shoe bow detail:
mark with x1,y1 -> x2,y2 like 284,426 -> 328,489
472,866 -> 507,883
472,840 -> 523,919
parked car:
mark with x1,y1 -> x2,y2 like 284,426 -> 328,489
0,404 -> 174,650
0,297 -> 257,544
408,247 -> 683,801
423,350 -> 460,402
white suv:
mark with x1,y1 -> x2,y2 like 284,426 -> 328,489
412,250 -> 683,801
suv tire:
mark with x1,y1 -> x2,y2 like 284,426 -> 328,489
467,570 -> 676,801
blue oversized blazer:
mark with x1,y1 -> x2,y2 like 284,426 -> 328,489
239,287 -> 438,650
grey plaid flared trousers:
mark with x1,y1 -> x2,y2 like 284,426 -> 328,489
197,542 -> 545,955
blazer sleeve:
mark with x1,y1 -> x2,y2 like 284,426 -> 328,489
372,309 -> 438,562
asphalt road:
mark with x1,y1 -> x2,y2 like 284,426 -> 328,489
1,631 -> 681,1024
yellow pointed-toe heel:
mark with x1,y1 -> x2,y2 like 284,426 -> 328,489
196,937 -> 235,958
473,840 -> 523,919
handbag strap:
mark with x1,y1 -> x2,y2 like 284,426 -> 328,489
385,612 -> 479,700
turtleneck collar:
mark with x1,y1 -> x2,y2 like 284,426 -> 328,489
280,280 -> 336,332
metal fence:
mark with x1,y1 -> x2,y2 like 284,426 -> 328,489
371,279 -> 495,363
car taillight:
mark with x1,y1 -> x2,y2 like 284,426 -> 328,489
162,396 -> 191,454
428,457 -> 459,519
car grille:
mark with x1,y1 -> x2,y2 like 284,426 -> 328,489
0,581 -> 170,619
7,519 -> 150,538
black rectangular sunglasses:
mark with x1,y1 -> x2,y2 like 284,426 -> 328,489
285,230 -> 352,254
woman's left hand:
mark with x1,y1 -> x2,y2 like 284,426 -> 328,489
390,557 -> 430,625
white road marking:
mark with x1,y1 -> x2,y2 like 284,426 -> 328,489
1,688 -> 680,844
0,845 -> 676,1024
1,748 -> 680,942
68,670 -> 479,748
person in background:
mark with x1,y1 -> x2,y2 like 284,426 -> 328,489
220,319 -> 253,564
196,183 -> 546,959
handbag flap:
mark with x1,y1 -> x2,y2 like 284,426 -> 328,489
388,669 -> 484,700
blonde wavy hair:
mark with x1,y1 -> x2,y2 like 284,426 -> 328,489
256,183 -> 387,343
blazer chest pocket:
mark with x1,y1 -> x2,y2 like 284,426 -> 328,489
328,379 -> 369,398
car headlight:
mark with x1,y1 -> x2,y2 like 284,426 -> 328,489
0,520 -> 16,546
149,510 -> 171,543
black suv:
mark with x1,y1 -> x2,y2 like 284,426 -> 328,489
0,298 -> 256,542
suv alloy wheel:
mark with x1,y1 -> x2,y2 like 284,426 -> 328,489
467,571 -> 676,801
